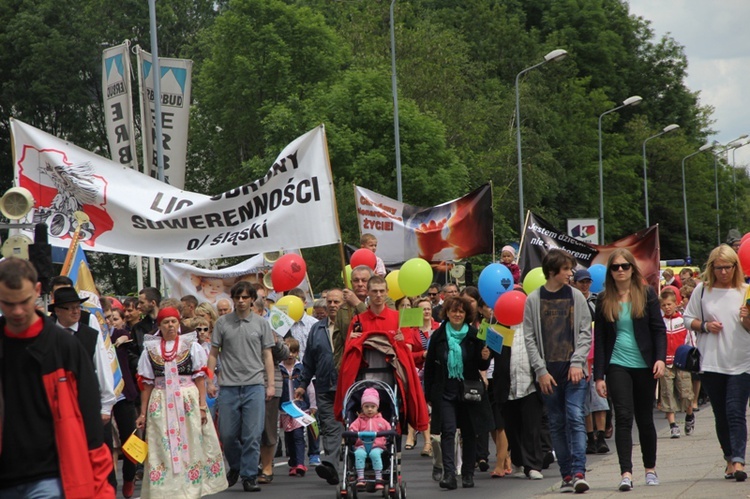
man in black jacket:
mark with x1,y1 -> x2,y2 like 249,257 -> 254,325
296,289 -> 344,485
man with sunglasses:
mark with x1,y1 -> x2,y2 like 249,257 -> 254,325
207,281 -> 276,492
428,283 -> 442,321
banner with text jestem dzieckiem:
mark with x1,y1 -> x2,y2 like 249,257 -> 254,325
11,119 -> 340,259
354,184 -> 493,264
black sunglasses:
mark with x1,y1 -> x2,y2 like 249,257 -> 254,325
195,327 -> 210,332
610,263 -> 632,272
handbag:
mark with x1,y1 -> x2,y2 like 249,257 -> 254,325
674,286 -> 703,373
462,379 -> 485,404
122,429 -> 148,464
673,344 -> 701,372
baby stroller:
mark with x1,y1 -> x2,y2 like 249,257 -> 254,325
338,379 -> 405,499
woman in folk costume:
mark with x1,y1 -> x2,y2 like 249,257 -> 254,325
136,307 -> 227,498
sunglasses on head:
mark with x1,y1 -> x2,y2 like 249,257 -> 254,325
610,263 -> 632,272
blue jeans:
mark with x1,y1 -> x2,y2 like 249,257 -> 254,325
0,478 -> 62,499
218,384 -> 266,479
354,447 -> 384,471
701,372 -> 750,463
540,377 -> 588,478
285,427 -> 306,467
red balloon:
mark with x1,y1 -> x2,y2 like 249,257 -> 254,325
662,285 -> 681,305
739,240 -> 750,274
350,248 -> 377,270
271,253 -> 307,292
493,290 -> 527,326
742,233 -> 750,245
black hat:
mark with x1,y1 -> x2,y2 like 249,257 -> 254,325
50,287 -> 88,312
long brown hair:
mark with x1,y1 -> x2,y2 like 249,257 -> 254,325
600,248 -> 647,322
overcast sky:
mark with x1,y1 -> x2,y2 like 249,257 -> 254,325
627,0 -> 750,165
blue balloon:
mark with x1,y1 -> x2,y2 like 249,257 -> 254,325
589,264 -> 607,294
478,263 -> 514,307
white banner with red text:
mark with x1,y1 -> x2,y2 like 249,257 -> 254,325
354,184 -> 493,264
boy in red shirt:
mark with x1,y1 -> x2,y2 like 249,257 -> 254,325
658,288 -> 695,438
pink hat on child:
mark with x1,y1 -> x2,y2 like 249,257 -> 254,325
501,245 -> 516,257
361,388 -> 380,408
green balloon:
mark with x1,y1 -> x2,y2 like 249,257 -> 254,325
523,267 -> 546,294
398,258 -> 433,296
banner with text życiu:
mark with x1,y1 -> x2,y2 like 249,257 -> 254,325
11,119 -> 341,259
354,184 -> 493,264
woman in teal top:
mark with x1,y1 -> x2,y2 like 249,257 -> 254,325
593,249 -> 666,492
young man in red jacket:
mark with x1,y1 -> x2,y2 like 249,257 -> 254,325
0,258 -> 114,498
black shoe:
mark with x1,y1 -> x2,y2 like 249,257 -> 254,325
596,431 -> 610,454
432,466 -> 443,482
227,469 -> 240,488
542,451 -> 555,470
243,477 -> 261,492
462,474 -> 474,488
477,459 -> 489,472
315,462 -> 339,485
439,473 -> 457,490
586,434 -> 596,455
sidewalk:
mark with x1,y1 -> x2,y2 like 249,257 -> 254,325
535,404 -> 750,498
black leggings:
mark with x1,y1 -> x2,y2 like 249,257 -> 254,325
606,364 -> 657,474
113,399 -> 138,482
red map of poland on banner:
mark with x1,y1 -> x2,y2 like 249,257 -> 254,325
17,145 -> 114,245
355,184 -> 493,264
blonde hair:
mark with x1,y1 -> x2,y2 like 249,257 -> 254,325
195,302 -> 218,323
703,244 -> 745,290
600,248 -> 647,322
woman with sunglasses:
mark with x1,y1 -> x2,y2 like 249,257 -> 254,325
593,248 -> 666,491
683,244 -> 750,481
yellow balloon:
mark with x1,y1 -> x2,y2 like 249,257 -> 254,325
275,295 -> 304,322
341,264 -> 352,288
386,270 -> 405,301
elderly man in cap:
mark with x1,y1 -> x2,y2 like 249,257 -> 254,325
50,287 -> 117,423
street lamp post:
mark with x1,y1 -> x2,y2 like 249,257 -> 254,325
731,140 -> 749,225
682,144 -> 712,260
598,95 -> 643,243
515,48 -> 568,232
389,0 -> 402,201
642,124 -> 679,227
713,135 -> 748,244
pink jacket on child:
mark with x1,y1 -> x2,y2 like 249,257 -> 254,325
348,412 -> 392,450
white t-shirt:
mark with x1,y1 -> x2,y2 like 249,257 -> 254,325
683,282 -> 750,375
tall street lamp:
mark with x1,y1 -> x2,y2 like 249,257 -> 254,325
390,0 -> 402,201
682,144 -> 712,261
598,95 -> 643,243
515,48 -> 568,232
731,140 -> 749,225
713,134 -> 748,244
642,124 -> 679,227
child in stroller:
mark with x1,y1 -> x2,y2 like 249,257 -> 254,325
341,380 -> 403,498
349,388 -> 392,491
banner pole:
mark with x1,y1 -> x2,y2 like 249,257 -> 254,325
517,210 -> 530,268
319,124 -> 348,287
489,180 -> 496,262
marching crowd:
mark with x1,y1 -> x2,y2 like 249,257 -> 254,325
2,232 -> 750,498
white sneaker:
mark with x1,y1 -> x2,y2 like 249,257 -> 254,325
528,470 -> 544,480
512,465 -> 526,479
670,425 -> 681,438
